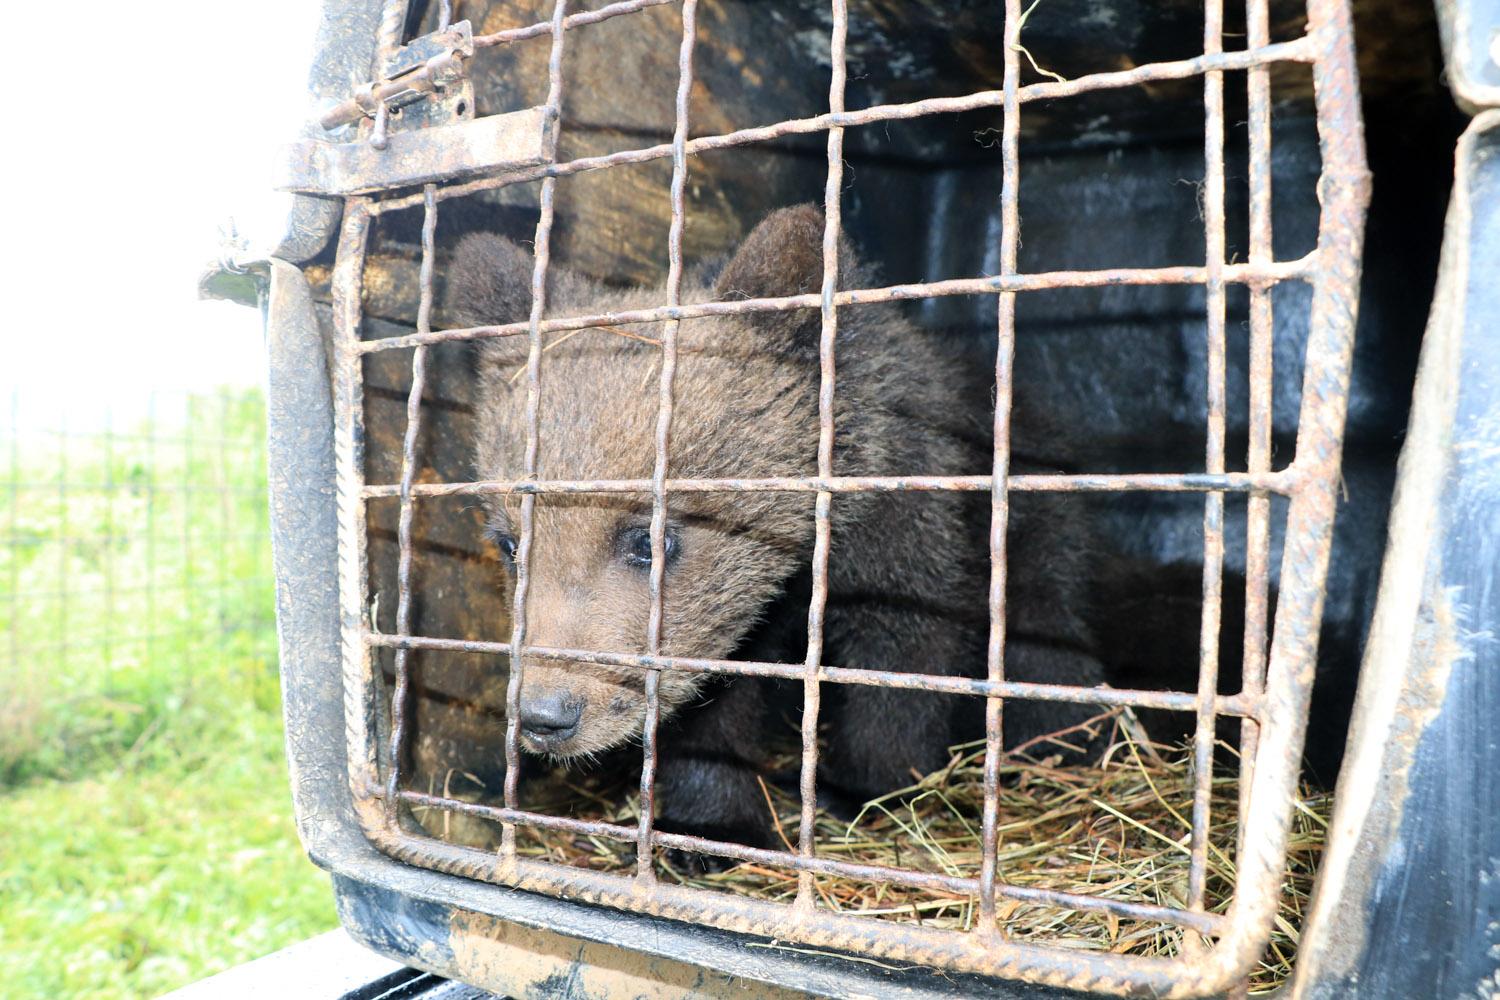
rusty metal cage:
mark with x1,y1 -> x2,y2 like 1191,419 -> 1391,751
264,0 -> 1373,995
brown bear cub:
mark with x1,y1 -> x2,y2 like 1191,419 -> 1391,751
446,205 -> 1105,857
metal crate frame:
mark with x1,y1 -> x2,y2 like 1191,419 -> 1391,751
275,0 -> 1372,995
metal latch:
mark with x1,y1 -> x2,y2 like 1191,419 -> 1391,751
319,20 -> 476,132
276,20 -> 549,197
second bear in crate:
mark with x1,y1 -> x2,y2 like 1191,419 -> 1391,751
446,205 -> 1106,858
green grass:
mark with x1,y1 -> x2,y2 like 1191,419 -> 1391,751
0,388 -> 338,999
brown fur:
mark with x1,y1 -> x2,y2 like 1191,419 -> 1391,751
447,206 -> 1106,850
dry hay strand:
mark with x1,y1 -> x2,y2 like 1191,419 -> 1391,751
430,709 -> 1330,994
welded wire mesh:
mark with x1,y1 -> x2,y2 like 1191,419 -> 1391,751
0,388 -> 275,779
318,0 -> 1369,994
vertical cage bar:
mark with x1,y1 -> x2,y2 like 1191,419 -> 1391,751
332,200 -> 379,796
369,0 -> 411,150
1188,0 -> 1229,915
369,0 -> 411,151
794,0 -> 849,911
1213,0 -> 1369,977
978,0 -> 1023,936
1238,0 -> 1275,856
637,0 -> 699,880
386,184 -> 439,824
375,0 -> 411,65
502,0 -> 571,860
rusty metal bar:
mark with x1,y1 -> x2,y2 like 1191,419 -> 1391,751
501,0 -> 571,861
374,0 -> 410,69
395,792 -> 1227,936
366,632 -> 1258,717
474,0 -> 677,47
793,0 -> 848,912
320,49 -> 468,132
373,824 -> 1233,992
1013,40 -> 1311,101
384,184 -> 438,824
1186,0 -> 1230,918
1199,0 -> 1371,990
371,38 -> 1316,213
363,469 -> 1294,499
332,200 -> 380,801
322,2 -> 664,130
636,0 -> 699,883
1238,0 -> 1276,859
317,2 -> 461,132
979,0 -> 1023,939
370,102 -> 391,150
357,256 -> 1316,354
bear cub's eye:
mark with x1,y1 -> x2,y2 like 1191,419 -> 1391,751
484,523 -> 518,568
617,525 -> 680,570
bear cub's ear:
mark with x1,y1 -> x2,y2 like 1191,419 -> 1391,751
442,232 -> 536,329
712,204 -> 866,355
714,204 -> 828,302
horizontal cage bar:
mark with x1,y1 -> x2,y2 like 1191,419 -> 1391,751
475,0 -> 678,47
397,792 -> 1226,936
361,470 -> 1295,499
366,631 -> 1258,717
370,38 -> 1317,215
359,257 -> 1315,354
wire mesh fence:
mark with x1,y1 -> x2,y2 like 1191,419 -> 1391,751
0,387 -> 275,782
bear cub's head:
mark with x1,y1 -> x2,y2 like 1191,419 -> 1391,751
447,206 -> 870,760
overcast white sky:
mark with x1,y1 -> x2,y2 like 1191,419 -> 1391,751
3,1 -> 322,425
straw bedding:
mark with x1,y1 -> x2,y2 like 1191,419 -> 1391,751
417,709 -> 1329,993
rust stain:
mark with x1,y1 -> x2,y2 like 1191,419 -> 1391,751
449,911 -> 804,999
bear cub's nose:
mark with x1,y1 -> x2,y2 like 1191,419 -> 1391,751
519,694 -> 581,743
